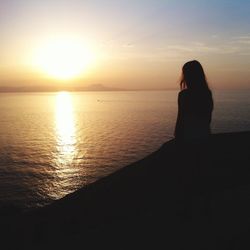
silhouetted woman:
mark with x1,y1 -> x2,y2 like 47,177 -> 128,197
174,60 -> 213,143
173,61 -> 213,217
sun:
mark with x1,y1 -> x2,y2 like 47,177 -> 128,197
34,37 -> 94,80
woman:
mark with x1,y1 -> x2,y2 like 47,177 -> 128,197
174,60 -> 213,143
173,61 -> 213,217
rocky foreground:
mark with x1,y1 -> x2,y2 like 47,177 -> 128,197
2,132 -> 250,249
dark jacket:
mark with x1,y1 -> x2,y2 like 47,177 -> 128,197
174,88 -> 213,142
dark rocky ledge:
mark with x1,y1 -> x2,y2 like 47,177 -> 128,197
2,132 -> 250,249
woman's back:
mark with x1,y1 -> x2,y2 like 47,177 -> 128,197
175,89 -> 213,142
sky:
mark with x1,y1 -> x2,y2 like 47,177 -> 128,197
0,0 -> 250,90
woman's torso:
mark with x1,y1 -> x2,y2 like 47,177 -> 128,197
178,89 -> 213,143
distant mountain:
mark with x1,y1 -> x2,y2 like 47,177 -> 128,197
78,84 -> 126,91
0,84 -> 126,92
0,83 -> 177,92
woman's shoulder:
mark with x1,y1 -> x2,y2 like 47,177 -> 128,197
178,89 -> 191,106
178,89 -> 190,98
179,89 -> 189,94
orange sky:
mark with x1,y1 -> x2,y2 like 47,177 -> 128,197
1,0 -> 250,91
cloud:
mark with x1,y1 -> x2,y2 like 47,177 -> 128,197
231,35 -> 250,45
162,36 -> 250,58
98,34 -> 250,63
122,43 -> 135,48
164,42 -> 239,56
211,34 -> 219,39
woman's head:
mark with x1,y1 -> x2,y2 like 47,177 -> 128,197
180,60 -> 209,90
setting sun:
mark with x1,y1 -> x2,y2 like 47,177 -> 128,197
34,37 -> 94,80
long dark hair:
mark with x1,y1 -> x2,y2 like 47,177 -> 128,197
180,60 -> 210,91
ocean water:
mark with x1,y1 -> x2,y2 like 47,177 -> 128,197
0,90 -> 250,209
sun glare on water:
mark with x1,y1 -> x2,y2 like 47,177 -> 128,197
34,37 -> 94,80
55,91 -> 76,165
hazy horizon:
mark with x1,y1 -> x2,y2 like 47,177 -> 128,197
1,0 -> 250,90
0,84 -> 249,93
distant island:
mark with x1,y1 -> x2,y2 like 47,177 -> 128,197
0,83 -> 177,93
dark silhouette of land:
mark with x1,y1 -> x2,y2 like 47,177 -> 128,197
0,84 -> 177,93
1,132 -> 250,249
0,84 -> 126,93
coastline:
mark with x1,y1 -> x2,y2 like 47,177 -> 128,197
2,131 -> 250,249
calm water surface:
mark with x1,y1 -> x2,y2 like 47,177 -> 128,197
0,90 -> 250,208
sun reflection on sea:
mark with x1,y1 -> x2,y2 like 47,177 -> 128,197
55,91 -> 76,168
48,91 -> 81,200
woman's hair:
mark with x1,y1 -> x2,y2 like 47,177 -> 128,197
180,60 -> 210,91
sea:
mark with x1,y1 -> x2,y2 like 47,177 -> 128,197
0,90 -> 250,209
